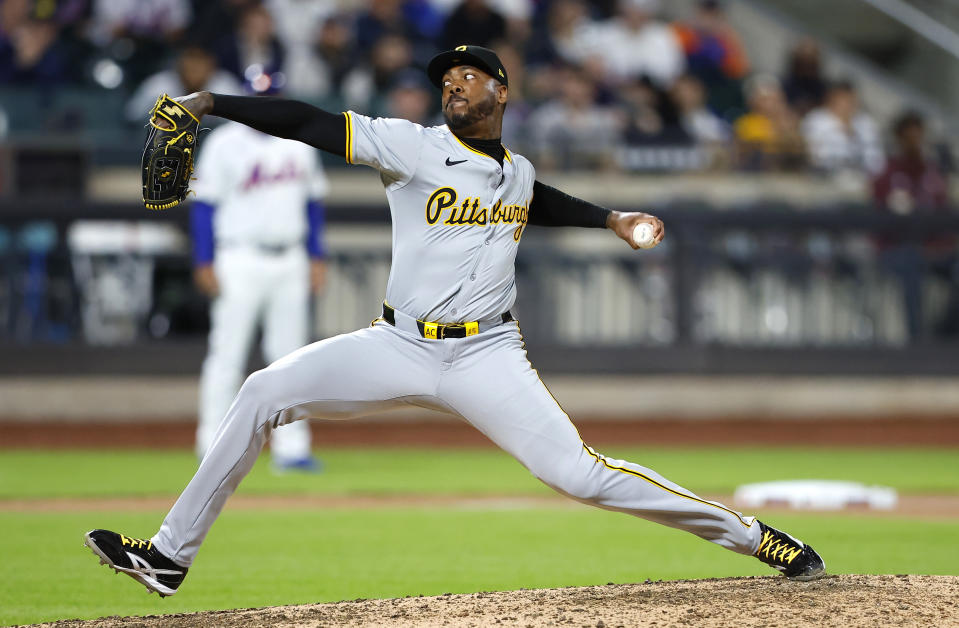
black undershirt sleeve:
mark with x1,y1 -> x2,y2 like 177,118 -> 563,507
210,94 -> 346,157
206,97 -> 609,228
527,180 -> 612,229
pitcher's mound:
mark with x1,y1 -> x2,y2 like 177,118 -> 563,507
34,574 -> 959,627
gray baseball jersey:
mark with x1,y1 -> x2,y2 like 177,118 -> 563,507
152,114 -> 762,568
345,112 -> 533,322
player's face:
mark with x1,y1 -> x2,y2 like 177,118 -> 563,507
441,65 -> 505,131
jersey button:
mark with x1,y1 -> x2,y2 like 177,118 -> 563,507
484,239 -> 491,245
451,308 -> 458,315
470,273 -> 476,281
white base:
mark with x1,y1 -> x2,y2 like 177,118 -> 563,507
734,480 -> 897,510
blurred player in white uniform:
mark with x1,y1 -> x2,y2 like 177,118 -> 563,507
189,75 -> 328,471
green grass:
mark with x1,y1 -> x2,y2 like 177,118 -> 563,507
1,446 -> 958,626
2,447 -> 958,500
2,509 -> 958,626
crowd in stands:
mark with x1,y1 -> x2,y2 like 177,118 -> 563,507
0,0 -> 954,192
1,0 -> 957,342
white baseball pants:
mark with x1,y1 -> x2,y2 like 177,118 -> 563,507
157,318 -> 761,566
197,245 -> 312,463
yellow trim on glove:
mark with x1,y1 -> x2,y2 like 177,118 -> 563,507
149,94 -> 200,133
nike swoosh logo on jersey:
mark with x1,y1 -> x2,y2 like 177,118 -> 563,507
445,158 -> 468,166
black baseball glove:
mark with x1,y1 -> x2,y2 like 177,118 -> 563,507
141,94 -> 200,210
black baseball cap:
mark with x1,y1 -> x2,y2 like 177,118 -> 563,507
427,45 -> 508,88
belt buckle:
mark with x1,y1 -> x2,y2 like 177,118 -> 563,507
421,320 -> 478,340
260,243 -> 287,255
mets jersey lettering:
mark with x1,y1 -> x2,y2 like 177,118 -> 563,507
192,123 -> 328,247
241,160 -> 305,192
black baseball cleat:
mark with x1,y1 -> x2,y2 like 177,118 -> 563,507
754,521 -> 826,581
84,529 -> 188,597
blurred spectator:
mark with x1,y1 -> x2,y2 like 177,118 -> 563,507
672,0 -> 748,118
189,0 -> 257,45
494,41 -> 535,149
383,68 -> 434,124
873,111 -> 958,339
733,74 -> 804,170
0,0 -> 30,35
341,33 -> 415,112
355,0 -> 417,53
490,0 -> 534,43
312,15 -> 356,97
528,65 -> 622,170
526,0 -> 603,68
87,0 -> 191,43
429,0 -> 534,27
440,0 -> 506,50
36,0 -> 93,74
266,10 -> 353,99
402,0 -> 445,42
267,0 -> 332,49
589,0 -> 620,18
593,0 -> 685,89
782,38 -> 827,117
619,78 -> 675,146
214,3 -> 285,83
671,73 -> 730,146
354,0 -> 439,66
86,0 -> 192,83
22,0 -> 87,30
874,112 -> 949,215
0,18 -> 69,85
801,79 -> 884,175
125,45 -> 243,123
265,0 -> 335,97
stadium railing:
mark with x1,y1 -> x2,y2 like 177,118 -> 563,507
1,199 -> 957,375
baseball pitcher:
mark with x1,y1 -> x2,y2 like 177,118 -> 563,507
86,46 -> 825,597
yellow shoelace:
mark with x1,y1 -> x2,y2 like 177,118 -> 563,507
756,529 -> 802,565
119,534 -> 153,550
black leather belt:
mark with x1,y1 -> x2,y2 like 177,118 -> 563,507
219,241 -> 297,255
255,243 -> 296,255
382,303 -> 513,339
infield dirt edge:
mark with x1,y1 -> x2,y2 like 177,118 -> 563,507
25,574 -> 959,628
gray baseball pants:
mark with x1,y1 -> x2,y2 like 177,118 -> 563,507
153,315 -> 761,566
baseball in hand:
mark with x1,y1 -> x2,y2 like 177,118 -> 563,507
631,222 -> 657,249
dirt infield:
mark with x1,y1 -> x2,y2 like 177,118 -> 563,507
27,575 -> 959,627
4,416 -> 959,449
